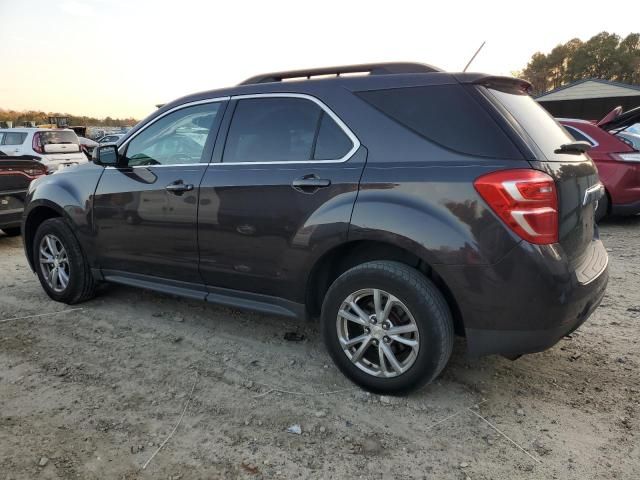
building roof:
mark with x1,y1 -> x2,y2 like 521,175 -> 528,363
536,79 -> 640,102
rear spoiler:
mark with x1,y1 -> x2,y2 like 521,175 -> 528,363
453,74 -> 532,94
0,154 -> 42,162
598,106 -> 640,132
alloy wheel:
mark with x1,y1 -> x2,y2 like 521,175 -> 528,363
39,234 -> 70,293
336,288 -> 420,378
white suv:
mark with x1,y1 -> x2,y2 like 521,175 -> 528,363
0,128 -> 88,172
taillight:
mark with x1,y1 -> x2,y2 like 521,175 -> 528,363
32,132 -> 44,154
21,166 -> 46,178
474,169 -> 558,245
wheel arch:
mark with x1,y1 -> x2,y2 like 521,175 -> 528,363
305,239 -> 465,336
23,201 -> 66,271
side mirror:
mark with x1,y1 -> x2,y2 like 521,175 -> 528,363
93,144 -> 120,166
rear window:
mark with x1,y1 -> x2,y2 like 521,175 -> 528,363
487,88 -> 574,160
563,125 -> 596,146
40,130 -> 79,145
356,84 -> 522,158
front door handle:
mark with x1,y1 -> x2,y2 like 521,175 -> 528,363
165,181 -> 194,195
292,175 -> 331,193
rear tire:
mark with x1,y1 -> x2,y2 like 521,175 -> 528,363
33,218 -> 96,304
595,190 -> 609,222
321,261 -> 454,394
1,227 -> 21,237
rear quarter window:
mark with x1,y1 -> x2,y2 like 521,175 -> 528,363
356,84 -> 523,159
2,132 -> 27,145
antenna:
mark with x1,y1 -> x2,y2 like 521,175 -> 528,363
463,41 -> 486,72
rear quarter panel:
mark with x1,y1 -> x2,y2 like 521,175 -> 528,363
338,86 -> 525,267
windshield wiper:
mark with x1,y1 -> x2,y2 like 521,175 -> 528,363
555,141 -> 592,155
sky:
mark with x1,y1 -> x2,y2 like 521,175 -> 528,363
0,0 -> 637,120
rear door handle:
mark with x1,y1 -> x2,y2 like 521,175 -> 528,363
291,175 -> 331,192
165,181 -> 194,194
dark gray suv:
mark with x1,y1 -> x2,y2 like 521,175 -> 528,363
22,63 -> 609,393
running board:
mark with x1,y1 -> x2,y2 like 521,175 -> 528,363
101,270 -> 305,320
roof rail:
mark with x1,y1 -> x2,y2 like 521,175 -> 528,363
239,62 -> 443,85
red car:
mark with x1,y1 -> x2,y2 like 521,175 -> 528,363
0,155 -> 47,236
559,107 -> 640,220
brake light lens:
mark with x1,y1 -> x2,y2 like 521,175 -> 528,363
32,132 -> 44,154
474,169 -> 558,245
21,166 -> 47,178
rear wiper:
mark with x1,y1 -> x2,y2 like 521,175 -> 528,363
555,141 -> 592,155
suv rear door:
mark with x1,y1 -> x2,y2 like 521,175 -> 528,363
93,100 -> 226,287
197,94 -> 365,303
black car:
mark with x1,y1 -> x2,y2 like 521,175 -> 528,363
0,155 -> 47,236
21,63 -> 609,393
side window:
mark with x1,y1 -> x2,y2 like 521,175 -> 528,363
125,102 -> 223,166
223,97 -> 322,163
2,132 -> 27,145
564,126 -> 595,146
313,112 -> 353,160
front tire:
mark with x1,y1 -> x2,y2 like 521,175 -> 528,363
321,261 -> 454,394
1,227 -> 21,237
33,218 -> 96,304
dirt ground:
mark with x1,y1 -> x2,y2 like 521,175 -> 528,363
0,217 -> 638,480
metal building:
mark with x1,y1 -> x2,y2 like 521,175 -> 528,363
536,79 -> 640,120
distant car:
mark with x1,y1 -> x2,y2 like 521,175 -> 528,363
560,109 -> 640,220
0,128 -> 88,173
0,155 -> 47,236
97,133 -> 126,144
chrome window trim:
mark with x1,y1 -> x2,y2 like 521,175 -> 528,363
105,163 -> 207,169
111,93 -> 360,169
214,92 -> 360,166
117,96 -> 231,156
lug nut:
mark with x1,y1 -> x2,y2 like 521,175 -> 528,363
382,322 -> 390,330
370,318 -> 377,324
373,339 -> 379,346
364,327 -> 370,334
383,336 -> 391,343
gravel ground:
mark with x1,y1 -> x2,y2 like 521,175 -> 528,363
0,217 -> 638,480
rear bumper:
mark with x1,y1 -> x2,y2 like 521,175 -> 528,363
41,155 -> 88,172
437,238 -> 609,357
611,199 -> 640,216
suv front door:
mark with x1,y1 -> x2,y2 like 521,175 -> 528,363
93,100 -> 226,286
198,94 -> 365,304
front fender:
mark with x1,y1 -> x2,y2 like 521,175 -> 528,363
22,164 -> 104,269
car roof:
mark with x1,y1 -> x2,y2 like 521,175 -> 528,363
0,128 -> 75,133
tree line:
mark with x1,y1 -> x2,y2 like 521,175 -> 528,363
0,109 -> 138,127
518,32 -> 640,95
